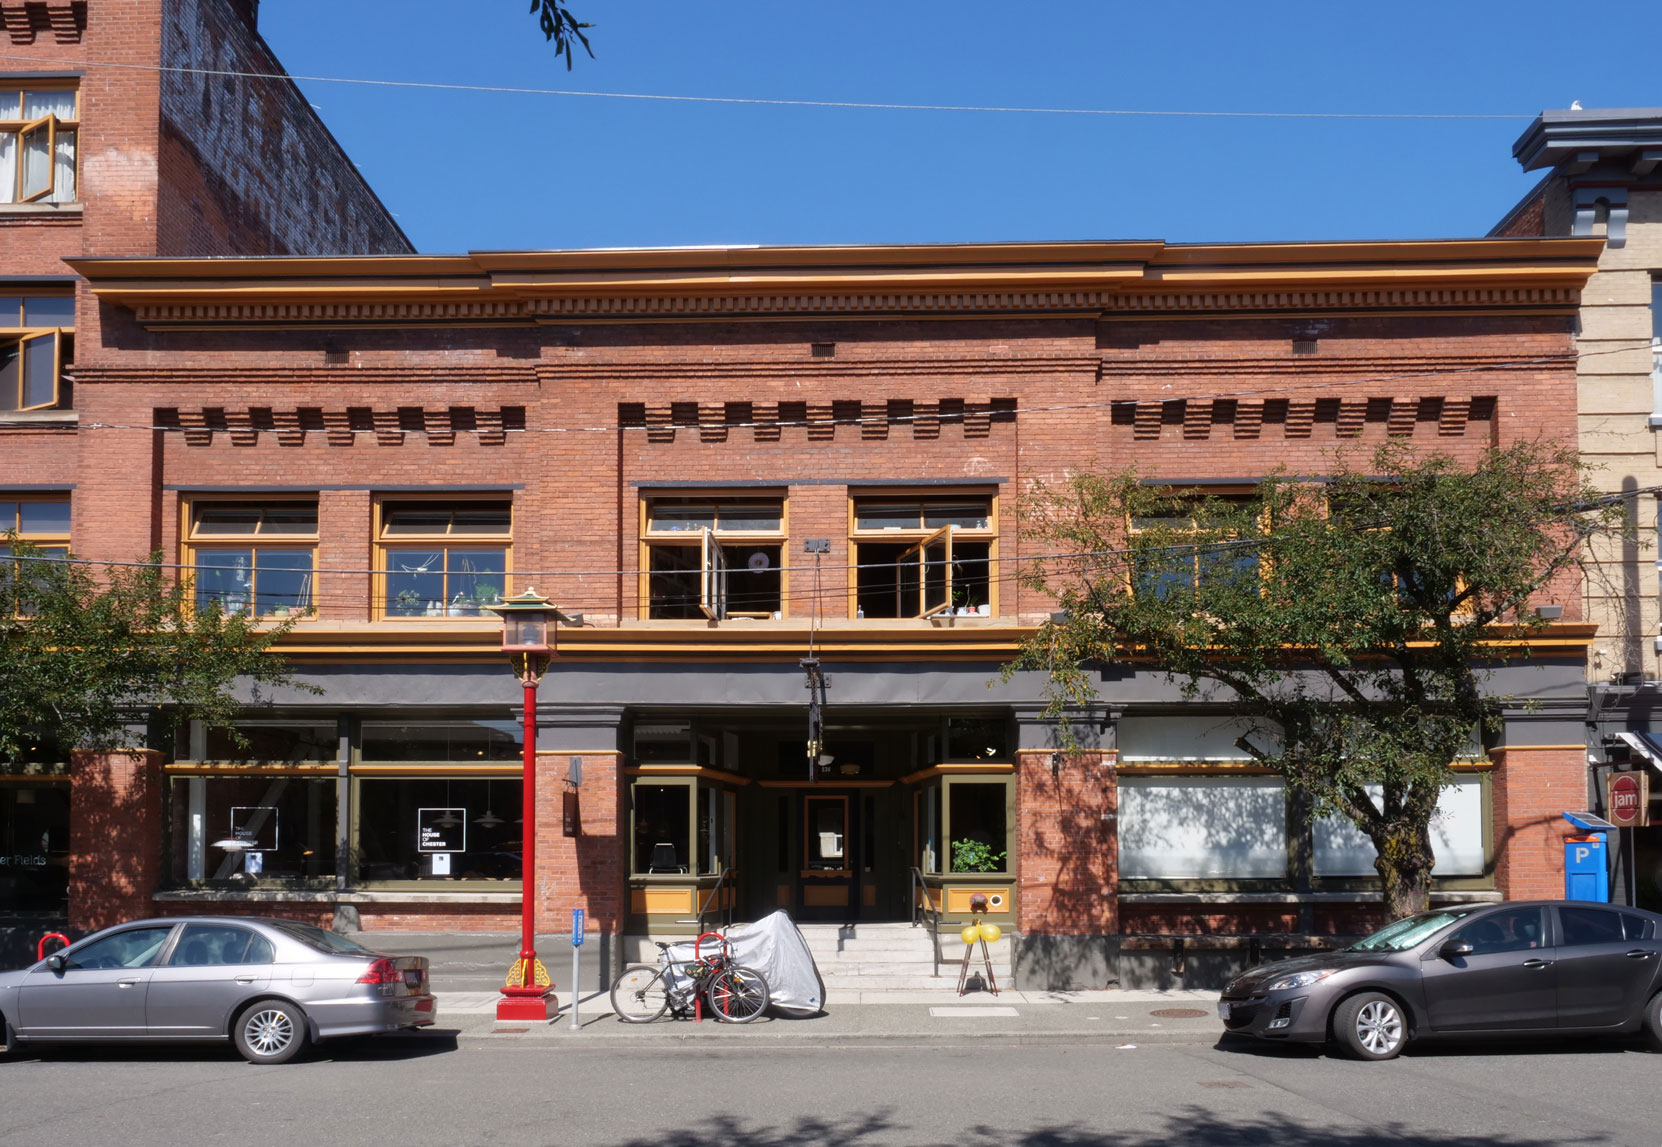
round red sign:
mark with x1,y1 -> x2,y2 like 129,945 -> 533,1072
1610,773 -> 1643,827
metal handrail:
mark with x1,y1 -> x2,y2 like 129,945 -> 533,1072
909,865 -> 942,977
695,864 -> 731,934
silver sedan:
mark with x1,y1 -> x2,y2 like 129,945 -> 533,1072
0,916 -> 435,1064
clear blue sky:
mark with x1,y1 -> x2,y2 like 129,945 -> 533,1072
259,1 -> 1662,254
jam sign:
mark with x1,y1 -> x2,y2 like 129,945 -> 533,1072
1607,772 -> 1649,828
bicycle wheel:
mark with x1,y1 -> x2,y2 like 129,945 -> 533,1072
706,964 -> 770,1023
610,964 -> 671,1023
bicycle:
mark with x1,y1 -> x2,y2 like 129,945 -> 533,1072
609,930 -> 771,1024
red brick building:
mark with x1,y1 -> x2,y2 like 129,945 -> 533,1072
0,0 -> 407,958
35,237 -> 1604,988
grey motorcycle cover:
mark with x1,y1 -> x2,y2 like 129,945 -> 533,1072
667,911 -> 825,1016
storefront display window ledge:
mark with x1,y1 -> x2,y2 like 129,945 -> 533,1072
1118,890 -> 1502,904
154,888 -> 523,905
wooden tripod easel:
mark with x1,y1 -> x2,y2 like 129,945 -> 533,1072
956,926 -> 1000,996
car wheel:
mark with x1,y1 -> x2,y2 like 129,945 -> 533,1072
1642,991 -> 1662,1053
1333,992 -> 1407,1061
233,1000 -> 309,1065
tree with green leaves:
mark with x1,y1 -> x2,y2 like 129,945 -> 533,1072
528,0 -> 594,68
1008,441 -> 1627,919
0,538 -> 305,763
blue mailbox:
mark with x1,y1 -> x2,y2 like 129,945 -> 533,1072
1561,811 -> 1616,903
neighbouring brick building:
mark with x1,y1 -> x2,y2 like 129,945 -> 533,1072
38,236 -> 1604,989
1493,107 -> 1662,913
0,0 -> 409,958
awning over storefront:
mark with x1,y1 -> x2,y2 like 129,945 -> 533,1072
1616,731 -> 1662,773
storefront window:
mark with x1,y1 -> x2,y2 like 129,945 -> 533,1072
0,780 -> 69,913
697,785 -> 735,876
1118,774 -> 1287,879
203,721 -> 337,762
917,785 -> 941,874
945,717 -> 1008,762
168,774 -> 337,885
947,781 -> 1008,872
633,783 -> 690,873
1313,777 -> 1486,876
361,719 -> 520,761
355,777 -> 522,882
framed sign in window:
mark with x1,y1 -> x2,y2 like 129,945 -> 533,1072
418,808 -> 467,853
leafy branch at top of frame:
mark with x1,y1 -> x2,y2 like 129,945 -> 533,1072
528,0 -> 595,69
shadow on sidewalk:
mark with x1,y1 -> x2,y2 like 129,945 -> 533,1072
600,1106 -> 1585,1147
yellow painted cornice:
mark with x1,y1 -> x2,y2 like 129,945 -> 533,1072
66,238 -> 1604,327
267,620 -> 1598,663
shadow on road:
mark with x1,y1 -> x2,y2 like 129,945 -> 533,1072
601,1106 -> 1597,1147
4,1029 -> 459,1065
1215,1030 -> 1650,1061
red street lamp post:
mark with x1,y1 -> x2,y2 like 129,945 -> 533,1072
484,588 -> 579,1024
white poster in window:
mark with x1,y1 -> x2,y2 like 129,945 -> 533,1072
231,805 -> 279,851
1118,775 -> 1287,879
431,852 -> 452,876
244,851 -> 263,875
1312,777 -> 1485,877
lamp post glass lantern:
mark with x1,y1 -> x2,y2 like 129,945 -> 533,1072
483,588 -> 566,1023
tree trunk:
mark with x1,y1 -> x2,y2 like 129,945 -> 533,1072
1372,818 -> 1436,920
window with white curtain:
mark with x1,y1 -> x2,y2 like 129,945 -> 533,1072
1118,774 -> 1287,878
1312,777 -> 1486,876
0,87 -> 77,204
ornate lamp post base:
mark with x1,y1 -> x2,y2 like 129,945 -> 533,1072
497,984 -> 560,1022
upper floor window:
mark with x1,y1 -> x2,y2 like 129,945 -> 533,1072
642,496 -> 784,620
851,494 -> 994,618
1130,494 -> 1262,601
185,501 -> 317,618
0,292 -> 73,412
377,499 -> 509,618
2,494 -> 68,615
0,86 -> 77,204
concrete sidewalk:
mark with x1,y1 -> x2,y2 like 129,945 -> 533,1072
420,986 -> 1228,1048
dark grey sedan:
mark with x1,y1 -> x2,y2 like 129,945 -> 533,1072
1219,900 -> 1662,1059
0,916 -> 434,1064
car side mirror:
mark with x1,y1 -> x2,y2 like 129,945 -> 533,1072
1440,940 -> 1473,960
46,953 -> 67,972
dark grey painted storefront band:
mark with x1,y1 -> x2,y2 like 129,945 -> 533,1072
236,657 -> 1589,749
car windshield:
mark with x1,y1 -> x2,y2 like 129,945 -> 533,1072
1347,909 -> 1476,952
267,920 -> 382,956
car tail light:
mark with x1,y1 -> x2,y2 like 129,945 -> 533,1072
357,958 -> 400,985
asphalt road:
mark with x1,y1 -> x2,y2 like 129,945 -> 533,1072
1,1033 -> 1656,1147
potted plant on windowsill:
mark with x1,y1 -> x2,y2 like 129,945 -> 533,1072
393,588 -> 424,616
950,838 -> 1006,873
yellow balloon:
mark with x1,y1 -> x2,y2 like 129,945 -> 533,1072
960,925 -> 981,945
979,923 -> 1002,943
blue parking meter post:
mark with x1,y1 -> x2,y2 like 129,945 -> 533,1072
570,908 -> 585,1031
1564,834 -> 1609,902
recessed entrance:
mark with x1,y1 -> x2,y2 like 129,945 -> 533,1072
623,712 -> 1017,931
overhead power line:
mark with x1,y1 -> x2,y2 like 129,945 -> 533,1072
0,52 -> 1532,122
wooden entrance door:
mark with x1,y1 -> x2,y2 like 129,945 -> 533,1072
798,792 -> 856,921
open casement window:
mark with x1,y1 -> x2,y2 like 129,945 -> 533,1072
377,500 -> 511,619
185,501 -> 318,618
0,294 -> 74,413
698,526 -> 728,620
895,524 -> 954,618
642,496 -> 783,620
0,87 -> 78,204
852,494 -> 995,619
